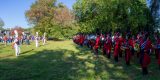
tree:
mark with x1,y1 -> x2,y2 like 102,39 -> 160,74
54,7 -> 75,27
73,0 -> 154,34
25,0 -> 56,25
149,0 -> 160,29
26,0 -> 77,39
10,26 -> 24,36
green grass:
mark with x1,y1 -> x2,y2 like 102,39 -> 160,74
0,40 -> 160,80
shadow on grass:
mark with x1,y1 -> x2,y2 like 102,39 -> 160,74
0,44 -> 7,50
47,37 -> 64,41
0,49 -> 76,80
73,44 -> 160,80
21,49 -> 34,55
0,44 -> 160,80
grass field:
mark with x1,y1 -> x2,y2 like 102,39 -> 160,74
0,40 -> 160,80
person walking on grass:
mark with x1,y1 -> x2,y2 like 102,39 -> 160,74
139,34 -> 152,75
3,34 -> 7,46
35,32 -> 39,48
12,30 -> 20,57
94,32 -> 100,58
42,32 -> 46,45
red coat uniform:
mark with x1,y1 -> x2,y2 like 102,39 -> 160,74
104,37 -> 112,55
3,36 -> 7,42
114,37 -> 120,57
80,35 -> 84,45
89,40 -> 95,48
119,37 -> 124,46
124,39 -> 132,64
140,39 -> 152,68
94,35 -> 100,56
119,37 -> 124,57
76,35 -> 80,44
135,37 -> 143,57
125,48 -> 131,63
128,39 -> 134,49
94,36 -> 100,49
155,38 -> 160,65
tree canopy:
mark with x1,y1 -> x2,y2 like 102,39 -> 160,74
149,0 -> 160,29
26,0 -> 77,39
26,0 -> 160,38
73,0 -> 155,34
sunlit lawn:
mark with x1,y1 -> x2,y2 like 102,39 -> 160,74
0,40 -> 160,80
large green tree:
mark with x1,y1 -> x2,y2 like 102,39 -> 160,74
149,0 -> 160,29
73,0 -> 154,34
26,0 -> 76,39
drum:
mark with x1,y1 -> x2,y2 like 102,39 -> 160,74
134,43 -> 140,52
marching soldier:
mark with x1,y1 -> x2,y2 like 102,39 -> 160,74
43,32 -> 46,45
114,32 -> 120,62
35,32 -> 39,48
139,34 -> 152,75
12,30 -> 20,56
154,34 -> 160,69
94,32 -> 100,57
103,33 -> 112,58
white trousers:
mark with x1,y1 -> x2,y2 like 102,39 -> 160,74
14,44 -> 20,56
36,40 -> 39,47
43,39 -> 46,45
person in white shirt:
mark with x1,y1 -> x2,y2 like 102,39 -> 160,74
42,32 -> 46,45
35,32 -> 39,47
13,30 -> 20,56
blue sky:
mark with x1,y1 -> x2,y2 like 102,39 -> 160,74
57,0 -> 76,9
0,0 -> 76,29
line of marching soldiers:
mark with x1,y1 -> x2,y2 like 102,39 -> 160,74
73,31 -> 160,75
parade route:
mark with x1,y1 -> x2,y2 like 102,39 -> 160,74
0,40 -> 160,80
0,0 -> 160,79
